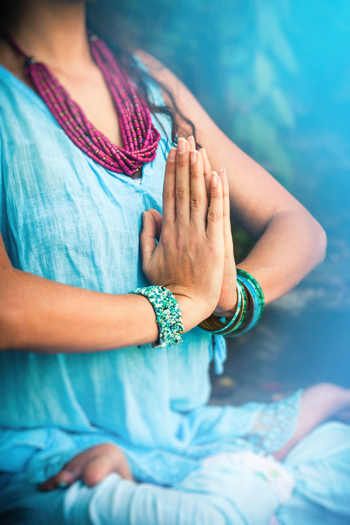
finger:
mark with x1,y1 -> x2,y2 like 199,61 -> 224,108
146,208 -> 163,241
206,171 -> 224,241
190,148 -> 208,225
187,135 -> 196,150
139,211 -> 158,267
185,136 -> 209,223
199,148 -> 212,199
163,147 -> 177,224
175,137 -> 190,223
218,169 -> 234,252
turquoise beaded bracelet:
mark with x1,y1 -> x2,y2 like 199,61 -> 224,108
129,286 -> 184,348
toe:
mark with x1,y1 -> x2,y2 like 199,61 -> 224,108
53,469 -> 77,488
39,479 -> 56,492
39,468 -> 79,492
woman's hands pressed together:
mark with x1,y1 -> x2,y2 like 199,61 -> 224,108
143,136 -> 238,323
140,137 -> 226,330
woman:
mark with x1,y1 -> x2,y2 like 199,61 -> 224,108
0,0 -> 349,523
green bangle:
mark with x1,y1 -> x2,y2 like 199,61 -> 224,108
226,269 -> 264,336
198,283 -> 241,334
129,286 -> 184,348
198,281 -> 249,336
219,282 -> 248,335
198,270 -> 264,337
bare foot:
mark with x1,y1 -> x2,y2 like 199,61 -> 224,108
40,443 -> 134,491
273,383 -> 350,461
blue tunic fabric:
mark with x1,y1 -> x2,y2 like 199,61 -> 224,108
0,60 -> 349,524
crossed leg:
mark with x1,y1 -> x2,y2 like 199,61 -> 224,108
40,383 -> 350,492
273,383 -> 350,460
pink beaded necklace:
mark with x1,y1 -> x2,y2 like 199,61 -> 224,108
2,32 -> 161,176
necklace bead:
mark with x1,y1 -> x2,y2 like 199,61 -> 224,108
18,35 -> 162,176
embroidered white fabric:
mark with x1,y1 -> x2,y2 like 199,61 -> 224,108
202,450 -> 295,505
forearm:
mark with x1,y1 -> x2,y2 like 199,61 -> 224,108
237,208 -> 327,305
0,139 -> 226,353
0,266 -> 197,353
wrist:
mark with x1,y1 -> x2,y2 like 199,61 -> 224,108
213,305 -> 237,318
172,293 -> 210,332
129,286 -> 184,347
213,290 -> 238,318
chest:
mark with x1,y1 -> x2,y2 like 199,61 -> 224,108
42,64 -> 144,180
0,53 -> 143,179
56,65 -> 122,143
0,92 -> 167,289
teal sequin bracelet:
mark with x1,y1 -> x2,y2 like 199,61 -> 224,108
129,286 -> 184,348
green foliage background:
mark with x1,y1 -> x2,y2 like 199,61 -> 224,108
114,0 -> 298,261
111,0 -> 350,390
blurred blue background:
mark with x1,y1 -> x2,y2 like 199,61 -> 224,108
118,0 -> 350,403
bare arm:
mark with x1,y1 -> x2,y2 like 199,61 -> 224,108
0,245 -> 159,353
204,133 -> 326,303
137,51 -> 327,305
0,141 -> 225,352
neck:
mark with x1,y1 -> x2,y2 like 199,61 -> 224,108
8,0 -> 90,72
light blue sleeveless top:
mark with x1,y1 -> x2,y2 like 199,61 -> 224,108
1,58 -> 349,525
0,58 -> 286,487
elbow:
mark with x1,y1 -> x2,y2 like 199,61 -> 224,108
293,207 -> 327,267
313,220 -> 327,265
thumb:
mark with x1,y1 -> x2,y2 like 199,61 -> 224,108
140,211 -> 158,267
147,208 -> 163,241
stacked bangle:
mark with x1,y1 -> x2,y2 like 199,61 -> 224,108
198,269 -> 264,337
129,285 -> 184,348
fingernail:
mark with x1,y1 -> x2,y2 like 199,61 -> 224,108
177,137 -> 187,154
142,211 -> 146,224
187,135 -> 194,141
219,169 -> 227,181
58,481 -> 68,488
190,150 -> 197,164
200,147 -> 205,152
168,147 -> 176,162
211,172 -> 218,186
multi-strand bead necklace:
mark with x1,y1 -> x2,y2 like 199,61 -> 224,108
2,31 -> 161,176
